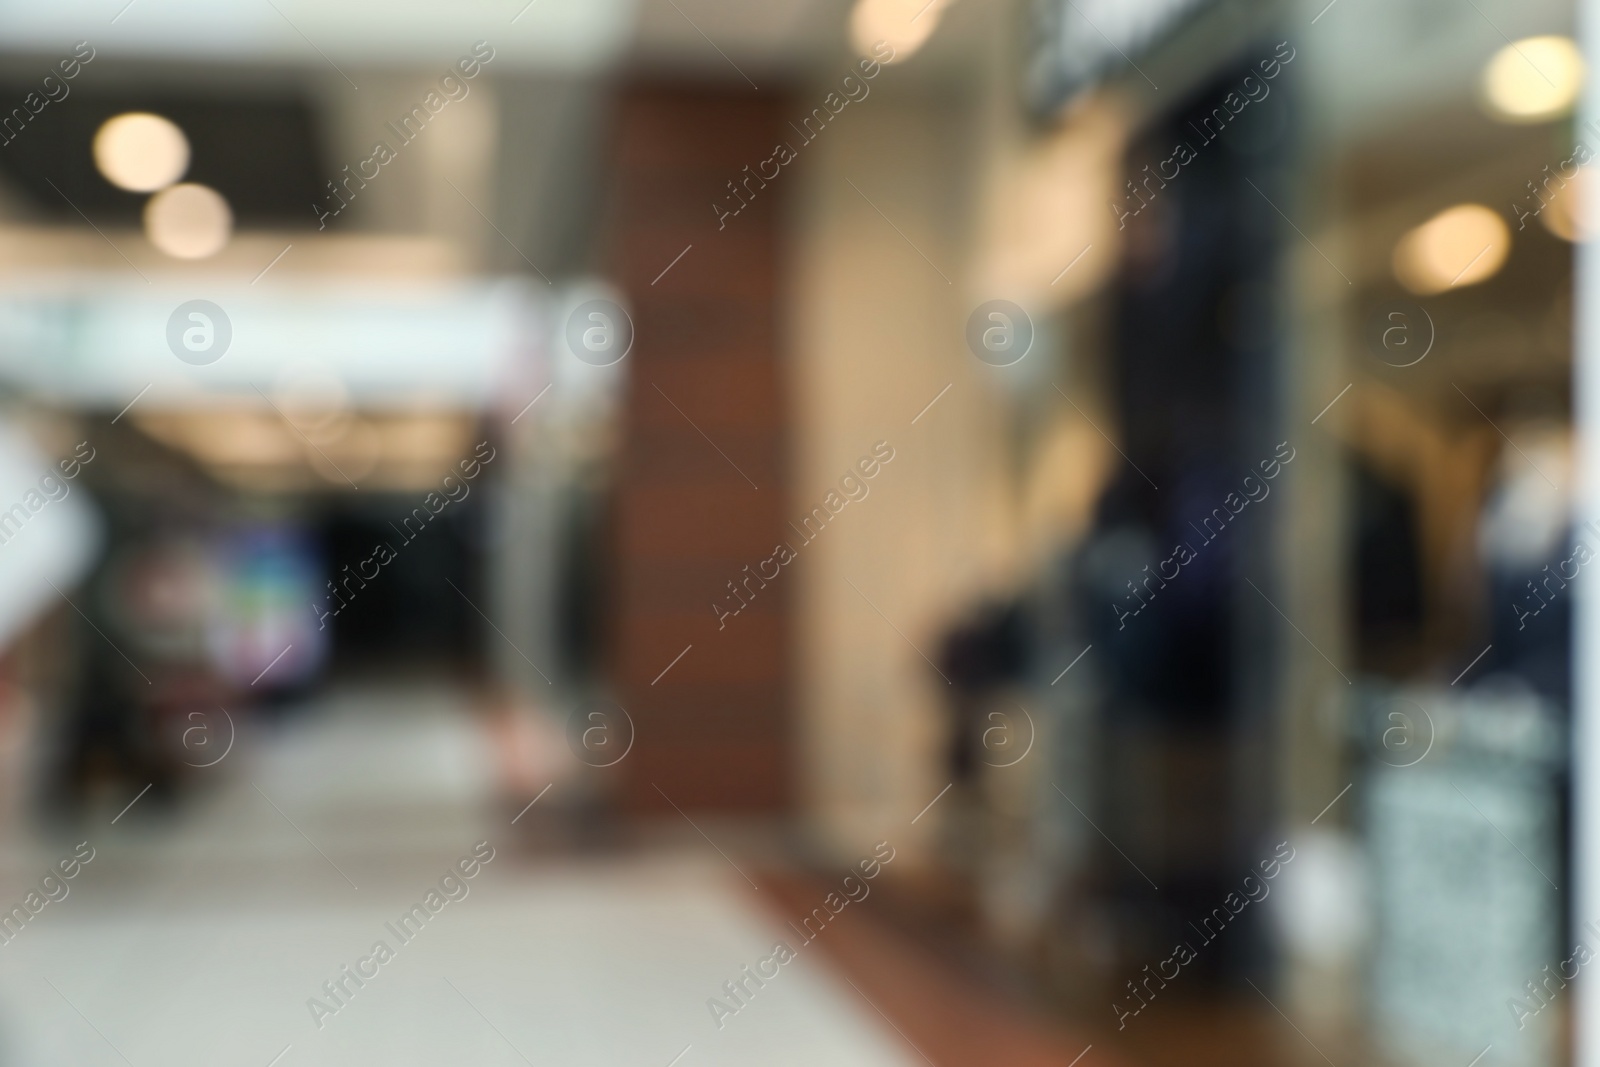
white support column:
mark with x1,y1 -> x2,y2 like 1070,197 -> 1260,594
1575,2 -> 1600,1064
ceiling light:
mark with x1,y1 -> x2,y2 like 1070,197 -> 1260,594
1482,35 -> 1584,123
1393,204 -> 1510,295
93,112 -> 190,192
1540,171 -> 1592,242
272,360 -> 350,439
850,0 -> 940,63
307,417 -> 382,486
144,183 -> 232,259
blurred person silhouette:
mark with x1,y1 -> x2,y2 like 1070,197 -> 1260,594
1475,407 -> 1573,708
934,595 -> 1034,878
937,597 -> 1034,787
50,531 -> 213,818
1068,459 -> 1247,980
0,421 -> 103,820
43,421 -> 240,819
1076,464 -> 1232,725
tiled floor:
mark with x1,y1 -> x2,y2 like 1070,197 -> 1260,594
0,684 -> 918,1066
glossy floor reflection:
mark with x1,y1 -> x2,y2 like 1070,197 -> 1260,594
0,684 -> 914,1066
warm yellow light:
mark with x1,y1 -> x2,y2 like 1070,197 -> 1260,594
144,183 -> 232,259
307,417 -> 382,486
272,360 -> 350,441
1541,170 -> 1593,242
1393,204 -> 1510,295
850,0 -> 939,63
1482,35 -> 1584,123
93,112 -> 190,192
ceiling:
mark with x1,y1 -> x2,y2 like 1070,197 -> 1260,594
0,0 -> 998,81
628,0 -> 849,73
1302,0 -> 1574,137
0,0 -> 639,72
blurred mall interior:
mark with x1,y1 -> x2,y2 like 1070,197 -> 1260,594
0,0 -> 1588,1063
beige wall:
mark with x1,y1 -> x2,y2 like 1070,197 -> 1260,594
787,85 -> 1011,857
782,4 -> 1137,860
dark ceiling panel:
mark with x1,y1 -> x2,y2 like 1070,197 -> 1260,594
0,90 -> 325,226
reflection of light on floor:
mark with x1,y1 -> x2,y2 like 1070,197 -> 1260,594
0,684 -> 914,1066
